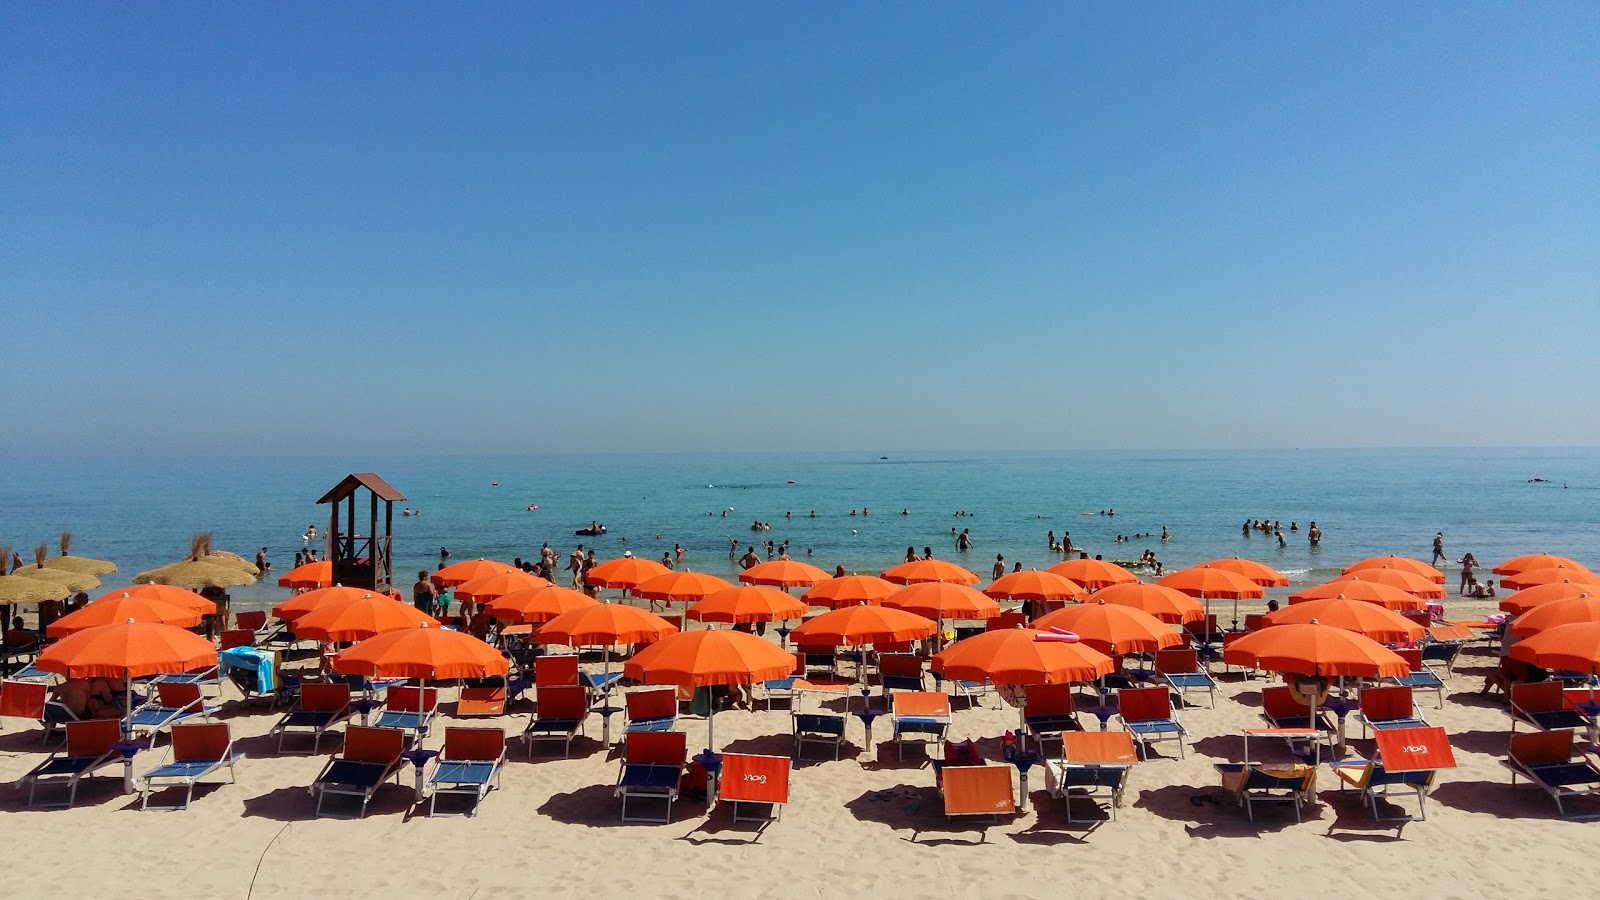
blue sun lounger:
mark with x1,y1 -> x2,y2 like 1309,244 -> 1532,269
22,719 -> 121,808
140,722 -> 243,811
428,727 -> 506,817
313,725 -> 407,818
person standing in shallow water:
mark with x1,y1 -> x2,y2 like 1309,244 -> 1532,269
992,554 -> 1005,579
1431,532 -> 1446,566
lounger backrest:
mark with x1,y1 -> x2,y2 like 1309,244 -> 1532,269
236,611 -> 267,631
878,654 -> 923,678
0,680 -> 48,719
1360,686 -> 1414,720
1185,615 -> 1219,637
343,725 -> 404,764
1401,610 -> 1432,629
536,685 -> 586,718
387,685 -> 438,713
1155,648 -> 1200,676
626,730 -> 687,766
942,765 -> 1015,815
66,719 -> 120,758
1244,614 -> 1265,632
1512,681 -> 1564,714
1117,686 -> 1173,723
443,727 -> 505,762
1023,683 -> 1074,717
1395,648 -> 1424,672
219,629 -> 255,650
987,612 -> 1028,632
301,682 -> 352,713
1063,730 -> 1138,764
1373,726 -> 1456,773
535,655 -> 580,687
171,723 -> 231,763
659,615 -> 683,632
877,640 -> 914,654
718,753 -> 791,804
626,689 -> 677,720
892,691 -> 949,718
1261,686 -> 1308,720
1510,729 -> 1574,767
157,681 -> 202,709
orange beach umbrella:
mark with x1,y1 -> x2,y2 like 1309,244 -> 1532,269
1159,564 -> 1266,632
688,586 -> 807,625
1508,597 -> 1600,639
1342,556 -> 1446,584
801,575 -> 898,609
333,623 -> 508,680
881,559 -> 980,586
584,557 -> 672,591
46,593 -> 203,638
1091,582 -> 1206,624
982,570 -> 1088,603
1032,601 -> 1182,655
272,586 -> 392,622
1200,558 -> 1289,588
624,629 -> 798,751
1047,558 -> 1139,590
1223,622 -> 1409,678
1500,565 -> 1600,592
1330,566 -> 1446,599
277,560 -> 333,589
1494,554 -> 1591,577
789,605 -> 937,648
292,595 -> 436,643
1499,581 -> 1598,616
1509,622 -> 1600,675
91,584 -> 214,615
38,619 -> 220,736
538,602 -> 679,647
1263,598 -> 1425,644
430,559 -> 514,587
633,571 -> 735,605
883,582 -> 1001,621
454,569 -> 551,602
932,628 -> 1114,686
739,560 -> 831,588
1287,578 -> 1426,611
484,585 -> 598,625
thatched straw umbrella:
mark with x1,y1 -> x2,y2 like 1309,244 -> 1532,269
200,549 -> 263,574
13,545 -> 101,592
1,544 -> 71,661
38,531 -> 118,577
134,534 -> 259,590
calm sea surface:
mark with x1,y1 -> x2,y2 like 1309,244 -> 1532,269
1,449 -> 1595,609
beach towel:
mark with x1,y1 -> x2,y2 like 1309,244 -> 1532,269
219,647 -> 275,693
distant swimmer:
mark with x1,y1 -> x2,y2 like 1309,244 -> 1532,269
902,509 -> 910,516
1308,522 -> 1322,546
439,546 -> 451,559
527,504 -> 538,511
956,529 -> 972,551
1161,525 -> 1170,542
809,510 -> 816,517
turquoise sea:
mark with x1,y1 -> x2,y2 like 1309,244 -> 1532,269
2,448 -> 1595,611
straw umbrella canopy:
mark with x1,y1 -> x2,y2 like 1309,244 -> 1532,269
1200,557 -> 1289,588
0,574 -> 70,606
633,571 -> 736,606
982,570 -> 1088,604
134,560 -> 256,590
788,605 -> 937,648
584,557 -> 672,591
454,569 -> 551,602
1046,558 -> 1139,590
37,620 -> 218,736
277,560 -> 333,589
1288,578 -> 1426,611
1500,565 -> 1600,592
1342,556 -> 1446,584
1262,598 -> 1424,644
1499,581 -> 1598,616
1223,622 -> 1409,678
624,629 -> 798,751
1494,554 -> 1592,577
881,559 -> 980,586
932,627 -> 1114,686
688,585 -> 808,625
13,565 -> 100,593
431,559 -> 515,587
198,550 -> 263,575
1508,597 -> 1600,639
801,575 -> 898,609
1032,601 -> 1183,655
1157,563 -> 1265,631
1091,582 -> 1206,624
484,585 -> 597,625
883,582 -> 1002,621
39,532 -> 117,577
1329,566 -> 1445,599
271,586 -> 387,622
738,560 -> 831,588
332,623 -> 509,680
46,593 -> 204,638
292,595 -> 436,642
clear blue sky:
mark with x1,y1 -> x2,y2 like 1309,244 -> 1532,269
3,3 -> 1596,457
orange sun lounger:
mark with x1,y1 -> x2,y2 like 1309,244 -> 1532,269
941,764 -> 1016,821
1330,725 -> 1455,822
717,752 -> 792,824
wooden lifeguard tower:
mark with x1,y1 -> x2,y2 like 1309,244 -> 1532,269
316,473 -> 404,592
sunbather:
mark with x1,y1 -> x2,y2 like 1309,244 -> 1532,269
54,678 -> 120,719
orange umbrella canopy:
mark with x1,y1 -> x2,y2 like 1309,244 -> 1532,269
1287,578 -> 1426,611
932,628 -> 1114,685
1032,601 -> 1183,654
37,621 -> 218,679
1223,622 -> 1409,678
430,559 -> 515,587
738,560 -> 832,588
881,559 -> 980,586
801,575 -> 898,609
1500,565 -> 1600,591
1509,597 -> 1600,638
789,605 -> 937,648
1263,598 -> 1425,644
292,595 -> 436,642
1157,565 -> 1265,599
983,570 -> 1088,603
1509,622 -> 1600,674
277,560 -> 333,589
1494,553 -> 1591,577
333,623 -> 509,679
585,557 -> 672,590
687,586 -> 808,624
1200,558 -> 1289,588
623,629 -> 797,687
454,569 -> 551,602
1342,556 -> 1446,584
484,585 -> 598,625
538,602 -> 679,646
1091,582 -> 1206,624
272,586 -> 392,622
883,582 -> 1002,620
46,593 -> 204,638
1499,581 -> 1599,616
91,584 -> 214,614
1046,558 -> 1139,590
633,571 -> 736,604
1330,567 -> 1446,599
